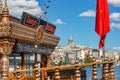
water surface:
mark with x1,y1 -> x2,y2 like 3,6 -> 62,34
85,66 -> 120,80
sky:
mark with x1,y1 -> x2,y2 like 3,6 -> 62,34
4,0 -> 120,51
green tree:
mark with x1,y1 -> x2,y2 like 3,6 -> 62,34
84,56 -> 93,63
79,59 -> 83,63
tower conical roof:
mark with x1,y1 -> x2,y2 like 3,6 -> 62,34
69,35 -> 73,40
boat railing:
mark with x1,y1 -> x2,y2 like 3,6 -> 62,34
8,58 -> 115,80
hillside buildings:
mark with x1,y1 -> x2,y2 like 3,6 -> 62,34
52,36 -> 120,64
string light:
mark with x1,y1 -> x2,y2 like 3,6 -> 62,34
40,0 -> 52,21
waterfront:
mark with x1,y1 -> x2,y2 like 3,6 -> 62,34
85,66 -> 120,80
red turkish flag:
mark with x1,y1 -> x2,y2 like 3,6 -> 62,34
95,0 -> 110,48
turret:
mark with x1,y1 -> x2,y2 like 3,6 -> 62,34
68,35 -> 74,46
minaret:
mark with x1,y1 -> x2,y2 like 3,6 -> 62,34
68,35 -> 74,46
1,0 -> 9,22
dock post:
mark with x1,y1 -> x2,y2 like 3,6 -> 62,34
109,59 -> 114,80
0,41 -> 14,80
92,59 -> 98,80
16,66 -> 21,80
54,63 -> 60,80
102,58 -> 109,80
75,60 -> 81,80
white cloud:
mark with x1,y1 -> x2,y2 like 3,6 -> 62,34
110,13 -> 120,21
54,19 -> 66,25
79,10 -> 120,22
79,10 -> 95,17
111,23 -> 120,29
6,0 -> 42,17
108,0 -> 120,7
113,46 -> 120,51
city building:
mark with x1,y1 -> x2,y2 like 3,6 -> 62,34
51,36 -> 92,64
52,36 -> 120,64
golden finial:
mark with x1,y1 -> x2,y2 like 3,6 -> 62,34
4,0 -> 7,7
1,0 -> 9,22
0,0 -> 3,14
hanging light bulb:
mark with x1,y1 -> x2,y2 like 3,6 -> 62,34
48,0 -> 51,3
44,11 -> 47,14
46,5 -> 49,8
34,44 -> 38,48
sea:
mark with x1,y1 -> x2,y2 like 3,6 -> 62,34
85,66 -> 120,80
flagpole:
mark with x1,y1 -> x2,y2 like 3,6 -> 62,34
103,45 -> 105,60
103,35 -> 107,60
